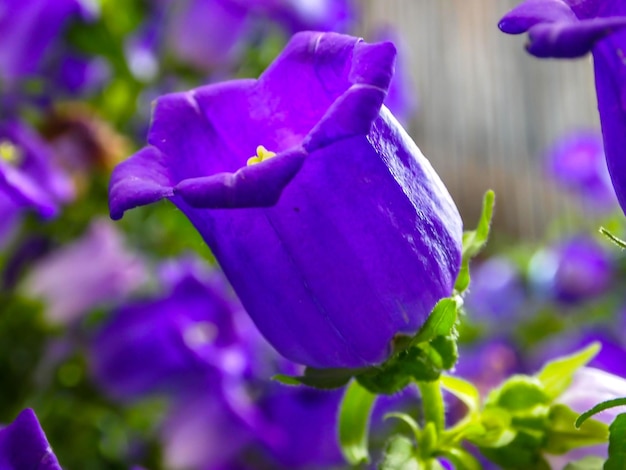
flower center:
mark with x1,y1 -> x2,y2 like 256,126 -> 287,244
0,140 -> 22,165
247,145 -> 276,166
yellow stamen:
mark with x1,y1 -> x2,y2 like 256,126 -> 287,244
247,145 -> 276,166
0,140 -> 21,165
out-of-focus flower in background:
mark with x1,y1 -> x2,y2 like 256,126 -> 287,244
109,31 -> 463,369
0,120 -> 74,247
528,235 -> 613,305
21,219 -> 147,325
0,408 -> 61,470
545,130 -> 617,212
464,257 -> 526,327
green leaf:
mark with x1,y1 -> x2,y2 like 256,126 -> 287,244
563,456 -> 604,470
605,413 -> 626,470
487,376 -> 549,412
380,435 -> 420,470
536,342 -> 601,399
479,432 -> 551,470
544,405 -> 608,455
466,407 -> 516,448
411,297 -> 459,345
455,190 -> 495,293
272,366 -> 355,389
436,446 -> 482,470
576,397 -> 626,428
338,380 -> 377,465
384,412 -> 421,441
440,375 -> 480,413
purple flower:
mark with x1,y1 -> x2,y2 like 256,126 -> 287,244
109,32 -> 463,369
0,120 -> 73,220
545,129 -> 617,211
263,0 -> 357,34
90,258 -> 248,399
455,338 -> 526,395
528,235 -> 613,305
256,386 -> 344,469
0,408 -> 61,470
498,1 -> 626,215
464,257 -> 526,324
22,219 -> 147,325
546,367 -> 626,468
161,383 -> 260,470
0,0 -> 96,89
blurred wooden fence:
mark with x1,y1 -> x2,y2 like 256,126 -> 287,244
359,0 -> 600,240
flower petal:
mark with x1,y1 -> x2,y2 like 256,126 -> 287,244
109,145 -> 173,220
498,0 -> 577,34
526,17 -> 626,58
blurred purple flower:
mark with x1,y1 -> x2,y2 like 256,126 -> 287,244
21,219 -> 147,325
109,31 -> 463,369
455,338 -> 526,395
0,120 -> 73,219
90,258 -> 249,399
263,0 -> 357,34
161,0 -> 357,73
53,53 -> 110,97
499,1 -> 626,215
0,0 -> 96,89
464,257 -> 526,324
255,385 -> 344,469
162,382 -> 261,470
371,26 -> 418,127
528,235 -> 613,305
545,129 -> 617,211
0,408 -> 61,470
547,367 -> 626,468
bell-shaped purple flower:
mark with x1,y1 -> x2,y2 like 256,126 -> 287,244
528,235 -> 613,305
22,219 -> 147,325
545,129 -> 617,211
0,408 -> 61,470
499,1 -> 626,215
109,32 -> 463,369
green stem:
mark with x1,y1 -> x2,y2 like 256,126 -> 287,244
418,380 -> 445,435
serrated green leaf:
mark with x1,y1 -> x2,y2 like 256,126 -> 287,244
441,375 -> 480,413
412,297 -> 459,345
605,413 -> 626,470
544,405 -> 608,455
563,456 -> 604,470
380,435 -> 420,470
455,190 -> 495,293
339,380 -> 377,465
536,342 -> 601,400
576,397 -> 626,428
